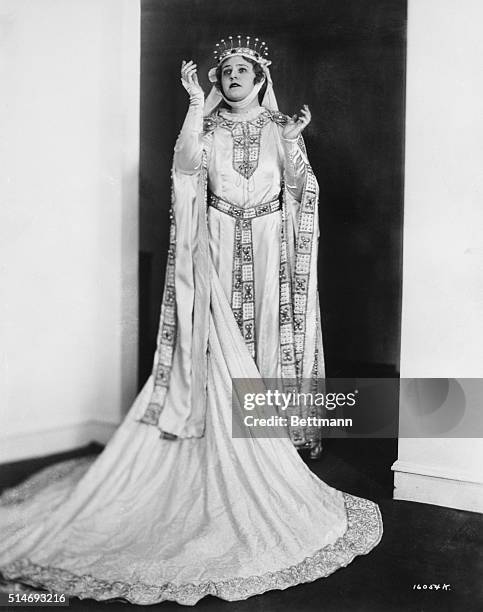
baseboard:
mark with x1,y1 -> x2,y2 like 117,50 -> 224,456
0,420 -> 119,463
392,460 -> 483,514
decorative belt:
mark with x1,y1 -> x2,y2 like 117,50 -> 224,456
208,192 -> 281,360
208,192 -> 281,219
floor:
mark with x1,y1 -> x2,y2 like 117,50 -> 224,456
0,439 -> 481,612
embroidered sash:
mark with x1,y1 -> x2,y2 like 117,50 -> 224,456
279,161 -> 321,445
209,192 -> 282,359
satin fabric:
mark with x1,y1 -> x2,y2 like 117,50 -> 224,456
206,107 -> 304,379
0,264 -> 381,606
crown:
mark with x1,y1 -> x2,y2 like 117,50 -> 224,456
213,35 -> 270,66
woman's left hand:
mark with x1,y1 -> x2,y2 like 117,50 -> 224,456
282,104 -> 311,140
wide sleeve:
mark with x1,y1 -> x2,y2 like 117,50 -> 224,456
173,94 -> 204,174
281,135 -> 309,201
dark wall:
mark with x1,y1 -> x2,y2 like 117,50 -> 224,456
139,0 -> 407,386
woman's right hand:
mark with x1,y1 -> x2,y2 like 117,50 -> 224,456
180,60 -> 204,100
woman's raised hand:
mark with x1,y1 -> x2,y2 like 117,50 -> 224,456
282,104 -> 311,140
180,60 -> 204,99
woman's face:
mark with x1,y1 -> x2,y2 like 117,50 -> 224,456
220,56 -> 257,101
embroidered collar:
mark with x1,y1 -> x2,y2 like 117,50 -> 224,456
203,107 -> 288,133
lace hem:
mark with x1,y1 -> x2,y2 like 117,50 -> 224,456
0,492 -> 382,606
0,457 -> 95,507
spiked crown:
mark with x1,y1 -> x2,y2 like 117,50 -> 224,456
213,35 -> 271,67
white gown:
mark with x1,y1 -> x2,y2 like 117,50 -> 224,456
0,105 -> 383,606
206,106 -> 291,379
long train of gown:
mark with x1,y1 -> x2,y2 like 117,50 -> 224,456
0,268 -> 383,606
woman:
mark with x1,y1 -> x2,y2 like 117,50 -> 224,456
0,38 -> 382,606
141,39 -> 325,454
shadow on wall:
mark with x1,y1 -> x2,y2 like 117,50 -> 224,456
138,0 -> 407,387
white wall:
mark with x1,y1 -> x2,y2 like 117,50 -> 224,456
0,0 -> 140,461
393,0 -> 483,512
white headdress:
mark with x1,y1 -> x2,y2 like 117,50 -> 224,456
204,35 -> 279,116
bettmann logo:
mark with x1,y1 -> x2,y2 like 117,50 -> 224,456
243,414 -> 354,428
